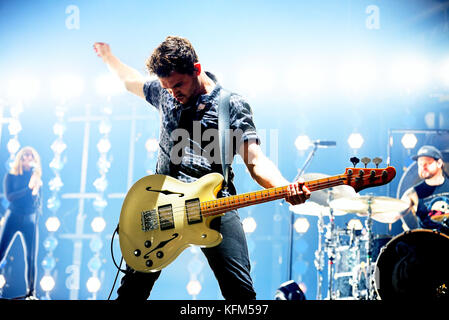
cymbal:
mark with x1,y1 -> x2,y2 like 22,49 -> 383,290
289,201 -> 347,216
329,196 -> 410,224
301,173 -> 357,206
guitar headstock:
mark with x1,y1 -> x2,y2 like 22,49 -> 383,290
343,157 -> 396,193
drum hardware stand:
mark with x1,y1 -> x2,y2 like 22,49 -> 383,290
364,195 -> 375,300
314,210 -> 325,300
325,190 -> 337,300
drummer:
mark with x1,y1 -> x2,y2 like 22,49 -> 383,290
401,145 -> 449,235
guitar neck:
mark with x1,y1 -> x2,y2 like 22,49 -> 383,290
201,174 -> 347,217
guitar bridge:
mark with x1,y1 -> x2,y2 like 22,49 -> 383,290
141,209 -> 158,231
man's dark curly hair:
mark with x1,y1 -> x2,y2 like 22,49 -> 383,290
146,36 -> 199,78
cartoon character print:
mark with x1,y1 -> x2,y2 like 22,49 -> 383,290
426,196 -> 449,218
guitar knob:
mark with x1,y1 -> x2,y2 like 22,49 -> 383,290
156,251 -> 164,259
134,249 -> 141,257
144,240 -> 152,248
350,157 -> 360,168
373,157 -> 382,168
361,157 -> 371,168
146,260 -> 153,267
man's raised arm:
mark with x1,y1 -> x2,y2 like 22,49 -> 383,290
93,42 -> 146,99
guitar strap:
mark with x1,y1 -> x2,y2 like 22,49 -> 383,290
218,88 -> 231,189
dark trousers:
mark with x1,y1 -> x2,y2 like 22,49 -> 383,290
116,210 -> 256,300
0,209 -> 39,295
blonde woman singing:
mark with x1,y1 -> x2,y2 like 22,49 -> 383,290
0,146 -> 42,300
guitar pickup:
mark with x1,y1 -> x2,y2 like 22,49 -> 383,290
141,209 -> 158,231
185,198 -> 202,225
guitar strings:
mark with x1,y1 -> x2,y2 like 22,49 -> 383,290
152,177 -> 348,229
154,178 -> 353,229
144,173 -> 387,230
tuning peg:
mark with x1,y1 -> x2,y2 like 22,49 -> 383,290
361,157 -> 371,168
373,157 -> 382,168
350,157 -> 360,168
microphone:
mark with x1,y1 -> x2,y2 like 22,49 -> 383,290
313,140 -> 336,148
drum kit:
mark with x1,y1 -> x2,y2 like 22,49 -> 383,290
289,173 -> 449,300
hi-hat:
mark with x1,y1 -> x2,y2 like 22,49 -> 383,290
329,196 -> 410,224
301,173 -> 357,206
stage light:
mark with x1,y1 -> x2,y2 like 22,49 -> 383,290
285,63 -> 324,96
6,138 -> 20,154
336,59 -> 377,96
242,216 -> 257,233
91,216 -> 106,233
0,274 -> 5,289
40,275 -> 55,291
294,135 -> 312,151
51,75 -> 84,102
440,58 -> 449,87
347,133 -> 364,149
86,276 -> 101,293
7,76 -> 40,101
236,64 -> 276,97
401,133 -> 418,149
95,73 -> 125,97
186,279 -> 202,296
97,138 -> 111,153
53,122 -> 66,137
294,217 -> 310,233
389,56 -> 431,91
7,118 -> 22,135
45,216 -> 61,232
93,176 -> 108,192
145,138 -> 159,153
50,139 -> 67,154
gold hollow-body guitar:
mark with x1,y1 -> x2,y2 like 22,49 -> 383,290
119,165 -> 396,273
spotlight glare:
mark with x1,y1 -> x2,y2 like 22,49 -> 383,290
91,216 -> 106,233
390,56 -> 431,91
40,275 -> 55,291
294,217 -> 310,233
401,133 -> 418,149
294,135 -> 312,151
242,217 -> 257,233
347,133 -> 364,149
7,76 -> 40,101
186,279 -> 202,296
440,58 -> 449,87
51,75 -> 84,102
86,276 -> 101,293
0,274 -> 5,289
45,216 -> 61,232
336,59 -> 378,95
145,138 -> 159,153
95,73 -> 125,96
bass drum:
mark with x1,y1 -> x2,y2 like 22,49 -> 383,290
374,229 -> 449,300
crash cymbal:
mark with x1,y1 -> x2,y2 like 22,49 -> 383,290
329,196 -> 410,224
289,201 -> 326,216
301,173 -> 357,206
289,201 -> 347,216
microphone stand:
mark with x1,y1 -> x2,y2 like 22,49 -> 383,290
286,143 -> 319,282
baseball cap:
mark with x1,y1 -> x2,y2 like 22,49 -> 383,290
412,145 -> 443,161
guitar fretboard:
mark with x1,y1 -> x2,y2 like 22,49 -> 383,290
201,175 -> 347,217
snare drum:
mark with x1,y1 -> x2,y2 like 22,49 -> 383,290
374,229 -> 449,300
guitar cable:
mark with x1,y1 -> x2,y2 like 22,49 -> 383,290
107,224 -> 129,300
